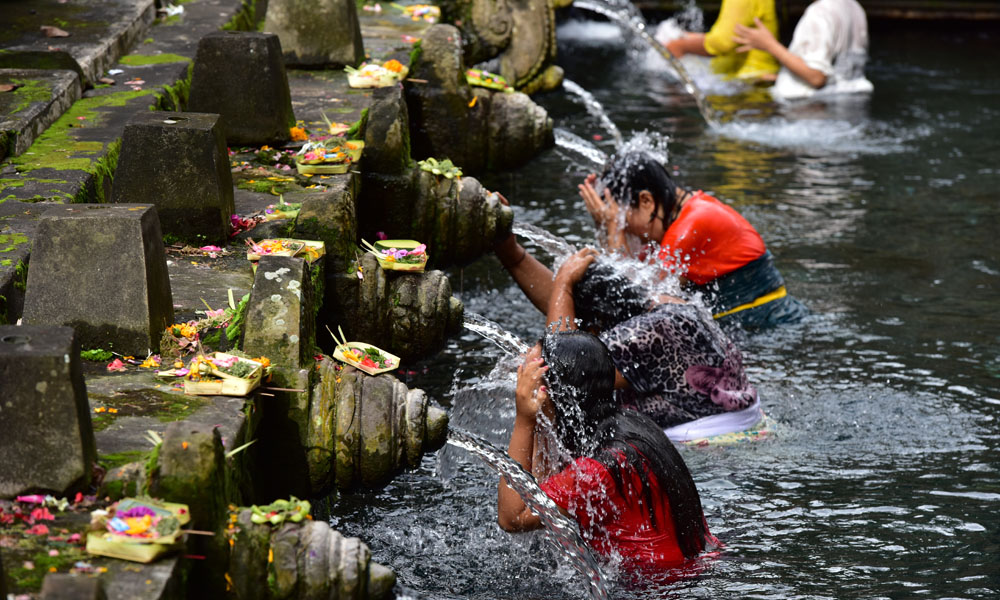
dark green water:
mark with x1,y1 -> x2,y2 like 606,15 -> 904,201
324,20 -> 1000,599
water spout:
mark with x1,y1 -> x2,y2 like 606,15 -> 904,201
573,0 -> 719,127
512,223 -> 578,257
463,312 -> 530,355
555,128 -> 609,166
446,428 -> 610,600
563,79 -> 625,145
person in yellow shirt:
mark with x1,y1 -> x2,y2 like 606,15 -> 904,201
662,0 -> 780,81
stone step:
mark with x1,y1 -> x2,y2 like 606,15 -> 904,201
0,0 -> 157,86
0,69 -> 83,162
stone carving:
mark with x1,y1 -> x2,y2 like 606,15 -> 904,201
307,358 -> 448,492
440,0 -> 563,94
328,253 -> 463,361
228,512 -> 395,600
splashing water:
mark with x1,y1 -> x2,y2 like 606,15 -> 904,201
464,312 -> 530,355
573,0 -> 718,127
563,79 -> 624,145
446,428 -> 610,600
555,128 -> 609,166
513,222 -> 578,257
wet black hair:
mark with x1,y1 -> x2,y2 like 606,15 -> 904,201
572,260 -> 650,332
540,330 -> 710,559
600,151 -> 680,225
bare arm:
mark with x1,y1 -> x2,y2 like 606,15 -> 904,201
665,33 -> 711,58
733,18 -> 827,89
498,346 -> 548,532
496,233 -> 557,314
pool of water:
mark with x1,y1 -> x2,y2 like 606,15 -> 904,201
321,17 -> 1000,600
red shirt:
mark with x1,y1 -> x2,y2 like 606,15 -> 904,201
656,192 -> 766,285
540,455 -> 717,570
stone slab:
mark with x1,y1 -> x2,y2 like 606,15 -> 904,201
187,31 -> 295,145
0,0 -> 156,86
21,204 -> 173,355
265,0 -> 365,68
113,111 -> 234,243
0,325 -> 95,498
0,69 -> 83,161
243,255 -> 317,369
40,573 -> 107,600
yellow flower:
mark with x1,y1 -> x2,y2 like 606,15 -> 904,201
289,126 -> 308,142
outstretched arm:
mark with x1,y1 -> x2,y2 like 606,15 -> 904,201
665,33 -> 711,58
733,18 -> 827,88
494,193 -> 558,313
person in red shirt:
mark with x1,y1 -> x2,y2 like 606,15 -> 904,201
497,330 -> 720,571
579,151 -> 807,329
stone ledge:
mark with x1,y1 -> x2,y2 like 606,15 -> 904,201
0,69 -> 83,161
0,0 -> 157,86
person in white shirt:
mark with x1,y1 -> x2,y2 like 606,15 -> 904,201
732,0 -> 873,99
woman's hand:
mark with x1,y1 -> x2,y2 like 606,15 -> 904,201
733,17 -> 779,54
578,174 -> 619,227
555,248 -> 598,287
515,345 -> 549,422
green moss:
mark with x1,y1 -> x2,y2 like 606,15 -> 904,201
408,39 -> 423,69
221,0 -> 261,31
13,260 -> 27,292
11,89 -> 154,173
119,53 -> 191,66
143,37 -> 154,44
153,62 -> 193,112
7,79 -> 52,116
99,449 -> 148,469
1,259 -> 10,267
9,547 -> 88,591
89,389 -> 208,431
0,232 -> 28,253
0,294 -> 7,325
345,107 -> 369,139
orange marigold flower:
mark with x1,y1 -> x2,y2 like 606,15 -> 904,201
383,59 -> 404,73
289,126 -> 308,142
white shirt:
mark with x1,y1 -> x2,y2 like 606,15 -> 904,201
772,0 -> 874,100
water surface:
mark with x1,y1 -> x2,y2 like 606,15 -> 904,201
323,19 -> 1000,600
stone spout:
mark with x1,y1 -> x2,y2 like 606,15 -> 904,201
328,252 -> 464,361
227,509 -> 395,600
359,169 -> 513,269
306,358 -> 449,492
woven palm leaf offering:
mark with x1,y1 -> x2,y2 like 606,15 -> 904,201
361,238 -> 428,272
345,59 -> 408,88
465,68 -> 513,92
294,139 -> 364,175
86,498 -> 190,563
329,325 -> 400,376
245,238 -> 325,263
177,352 -> 269,396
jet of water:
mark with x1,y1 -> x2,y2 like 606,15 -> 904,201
573,0 -> 719,127
555,128 -> 609,166
464,312 -> 530,355
447,428 -> 610,600
512,222 -> 578,257
563,79 -> 625,145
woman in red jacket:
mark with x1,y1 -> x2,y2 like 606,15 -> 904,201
498,330 -> 720,571
579,151 -> 807,328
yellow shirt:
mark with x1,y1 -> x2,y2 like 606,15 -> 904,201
703,0 -> 780,80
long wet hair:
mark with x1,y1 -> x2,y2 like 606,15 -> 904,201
540,330 -> 710,559
572,260 -> 650,332
600,151 -> 680,226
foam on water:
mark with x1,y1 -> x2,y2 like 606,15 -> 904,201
712,117 -> 933,154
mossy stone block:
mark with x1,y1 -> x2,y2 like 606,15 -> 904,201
21,204 -> 173,356
0,325 -> 95,498
39,573 -> 106,600
264,0 -> 365,68
112,111 -> 234,243
243,255 -> 316,370
188,32 -> 294,145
